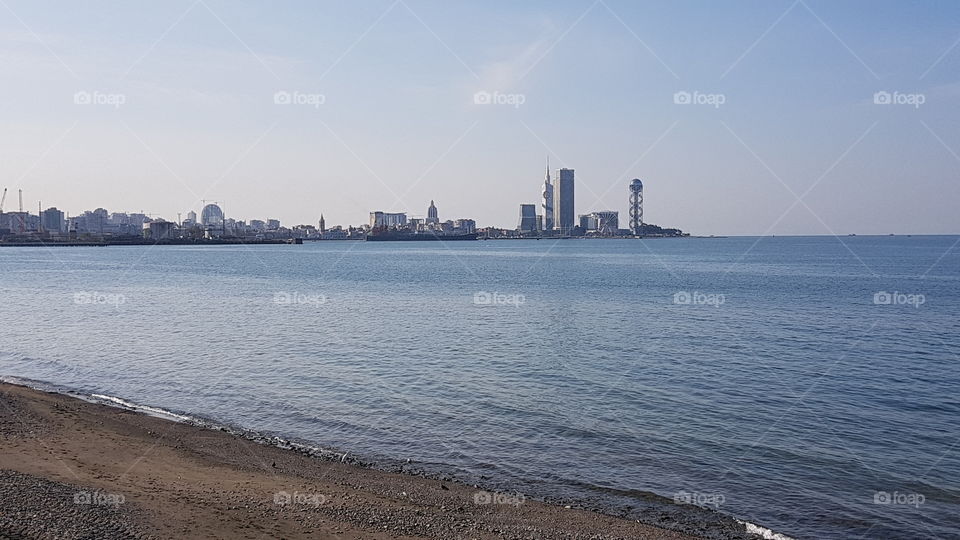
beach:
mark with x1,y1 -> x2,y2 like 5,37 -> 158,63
0,382 -> 705,539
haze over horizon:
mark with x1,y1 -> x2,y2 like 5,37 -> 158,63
3,0 -> 960,235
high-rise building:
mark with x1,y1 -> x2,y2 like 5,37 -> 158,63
541,158 -> 554,231
200,203 -> 224,227
426,200 -> 438,224
186,210 -> 197,223
454,219 -> 476,233
319,214 -> 326,232
369,211 -> 407,228
518,204 -> 538,233
554,168 -> 575,234
40,207 -> 64,233
629,179 -> 644,236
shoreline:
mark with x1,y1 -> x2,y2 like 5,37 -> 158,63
0,379 -> 764,539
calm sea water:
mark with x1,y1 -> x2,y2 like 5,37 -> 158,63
1,236 -> 958,539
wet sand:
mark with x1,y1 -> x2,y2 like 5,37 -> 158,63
0,382 -> 704,539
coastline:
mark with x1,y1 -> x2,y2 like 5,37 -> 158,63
0,381 -> 732,539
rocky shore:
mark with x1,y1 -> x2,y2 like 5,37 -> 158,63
0,382 -> 708,539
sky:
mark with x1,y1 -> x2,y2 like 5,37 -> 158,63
2,0 -> 959,235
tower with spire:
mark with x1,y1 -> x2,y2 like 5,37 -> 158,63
426,200 -> 439,224
541,156 -> 554,231
319,214 -> 326,233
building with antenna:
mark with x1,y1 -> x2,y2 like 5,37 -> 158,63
541,158 -> 554,231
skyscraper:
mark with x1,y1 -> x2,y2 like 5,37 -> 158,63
426,200 -> 438,224
518,204 -> 537,233
554,168 -> 575,234
541,157 -> 554,231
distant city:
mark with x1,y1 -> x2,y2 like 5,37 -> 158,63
0,161 -> 685,244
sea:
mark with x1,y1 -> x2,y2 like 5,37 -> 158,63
1,236 -> 958,539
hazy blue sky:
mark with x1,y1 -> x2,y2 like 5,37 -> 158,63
2,0 -> 959,234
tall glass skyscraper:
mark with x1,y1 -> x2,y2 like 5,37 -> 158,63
541,159 -> 554,231
554,168 -> 575,234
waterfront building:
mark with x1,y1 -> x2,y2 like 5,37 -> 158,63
266,219 -> 281,230
518,204 -> 538,233
579,214 -> 596,231
40,207 -> 64,233
369,211 -> 407,228
426,200 -> 439,224
579,211 -> 619,235
3,212 -> 33,233
143,219 -> 175,239
554,168 -> 575,234
454,219 -> 476,233
541,158 -> 554,231
200,203 -> 224,228
321,228 -> 348,240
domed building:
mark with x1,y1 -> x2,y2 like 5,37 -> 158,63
200,203 -> 224,227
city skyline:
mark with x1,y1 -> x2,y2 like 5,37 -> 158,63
1,161 -> 645,233
3,1 -> 960,235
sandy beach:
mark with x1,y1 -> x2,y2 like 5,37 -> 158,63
0,382 -> 717,539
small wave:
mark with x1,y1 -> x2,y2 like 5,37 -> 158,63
738,519 -> 796,540
89,394 -> 193,422
87,393 -> 357,465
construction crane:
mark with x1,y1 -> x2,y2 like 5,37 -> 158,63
0,188 -> 6,212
